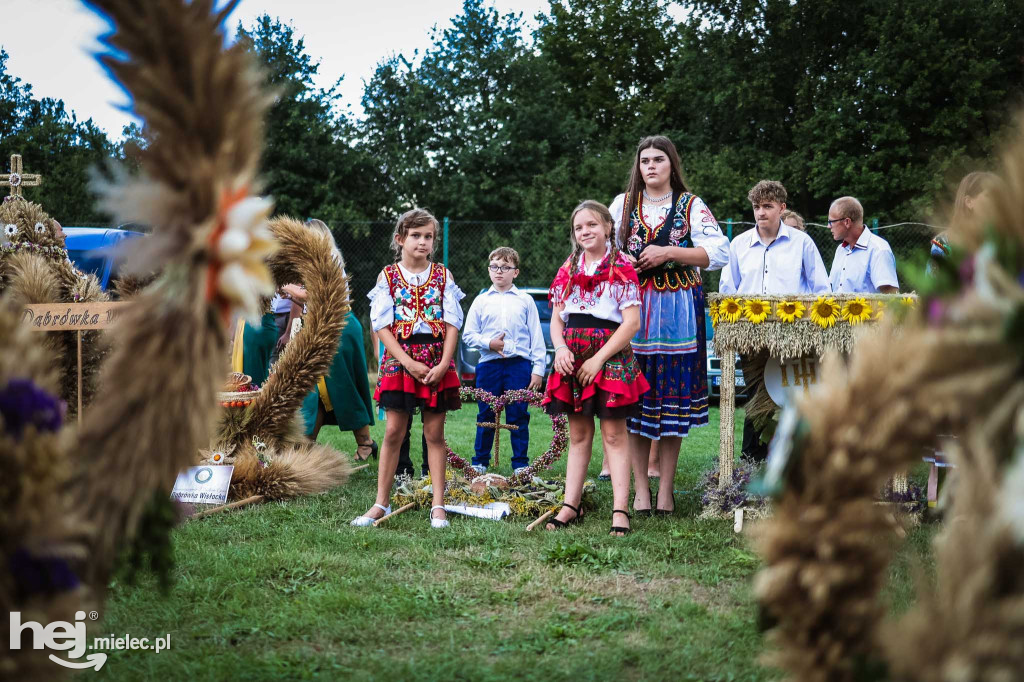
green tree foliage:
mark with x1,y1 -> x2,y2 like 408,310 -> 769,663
0,49 -> 115,225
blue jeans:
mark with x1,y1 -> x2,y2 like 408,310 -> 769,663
473,356 -> 531,469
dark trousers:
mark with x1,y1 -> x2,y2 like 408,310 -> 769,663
739,354 -> 768,463
396,417 -> 428,478
473,356 -> 532,469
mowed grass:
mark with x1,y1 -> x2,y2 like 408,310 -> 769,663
97,406 -> 936,681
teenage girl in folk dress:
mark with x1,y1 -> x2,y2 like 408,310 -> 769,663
609,135 -> 730,516
350,209 -> 465,529
542,201 -> 650,536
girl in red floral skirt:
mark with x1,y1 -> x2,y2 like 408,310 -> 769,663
543,200 -> 650,536
350,209 -> 465,529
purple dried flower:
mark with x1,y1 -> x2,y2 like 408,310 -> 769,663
0,378 -> 64,439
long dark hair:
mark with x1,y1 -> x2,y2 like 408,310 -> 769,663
618,135 -> 689,248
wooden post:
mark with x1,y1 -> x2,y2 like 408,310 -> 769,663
191,494 -> 264,519
526,509 -> 554,531
372,502 -> 417,526
718,350 -> 736,489
76,330 -> 83,425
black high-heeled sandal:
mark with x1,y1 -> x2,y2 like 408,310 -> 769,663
545,502 -> 582,529
354,439 -> 378,462
610,509 -> 632,536
633,485 -> 653,517
655,492 -> 676,517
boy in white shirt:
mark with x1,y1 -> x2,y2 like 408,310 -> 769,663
462,247 -> 546,474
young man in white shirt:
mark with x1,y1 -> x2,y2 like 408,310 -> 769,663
827,196 -> 899,294
719,181 -> 830,296
720,180 -> 830,461
462,247 -> 547,474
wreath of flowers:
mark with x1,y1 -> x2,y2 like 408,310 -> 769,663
0,241 -> 69,261
445,386 -> 569,486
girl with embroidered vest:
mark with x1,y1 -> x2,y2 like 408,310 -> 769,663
351,209 -> 465,529
609,135 -> 730,516
542,200 -> 650,536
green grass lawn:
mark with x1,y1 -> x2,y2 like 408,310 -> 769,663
97,406 -> 935,681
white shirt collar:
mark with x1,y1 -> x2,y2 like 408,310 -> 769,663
486,284 -> 520,295
750,221 -> 793,247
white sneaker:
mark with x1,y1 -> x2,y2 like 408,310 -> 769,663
470,465 -> 487,474
514,466 -> 529,476
350,503 -> 390,527
429,505 -> 449,529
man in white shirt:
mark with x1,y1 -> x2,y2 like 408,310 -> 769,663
462,247 -> 547,474
827,196 -> 899,294
719,180 -> 830,295
720,180 -> 830,462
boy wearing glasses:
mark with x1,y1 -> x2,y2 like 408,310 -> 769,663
827,196 -> 899,293
462,247 -> 546,474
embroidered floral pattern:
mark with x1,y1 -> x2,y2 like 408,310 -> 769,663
384,262 -> 447,339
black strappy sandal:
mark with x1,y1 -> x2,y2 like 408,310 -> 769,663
610,509 -> 632,536
545,502 -> 582,529
655,493 -> 676,517
633,484 -> 653,518
354,439 -> 378,462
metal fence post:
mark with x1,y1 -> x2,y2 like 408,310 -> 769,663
443,216 -> 450,268
726,218 -> 733,241
871,217 -> 878,234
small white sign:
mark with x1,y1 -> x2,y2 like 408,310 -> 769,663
764,355 -> 821,406
171,466 -> 234,504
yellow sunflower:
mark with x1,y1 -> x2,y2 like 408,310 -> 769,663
775,300 -> 805,323
710,300 -> 720,327
743,299 -> 770,324
841,297 -> 873,325
874,301 -> 887,321
810,296 -> 839,329
901,296 -> 916,308
721,297 -> 742,324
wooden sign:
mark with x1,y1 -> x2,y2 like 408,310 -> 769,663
21,302 -> 128,331
21,302 -> 130,423
764,355 -> 823,407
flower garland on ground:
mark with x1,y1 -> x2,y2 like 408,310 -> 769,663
445,386 -> 569,486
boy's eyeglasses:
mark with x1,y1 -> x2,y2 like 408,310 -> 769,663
488,265 -> 515,273
827,217 -> 848,226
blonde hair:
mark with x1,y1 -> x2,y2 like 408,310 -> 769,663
488,246 -> 519,268
306,218 -> 342,261
780,210 -> 805,231
953,171 -> 999,222
568,200 -> 617,280
391,208 -> 438,261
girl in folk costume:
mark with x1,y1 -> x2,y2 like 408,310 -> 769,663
609,135 -> 729,515
543,201 -> 650,536
351,209 -> 465,529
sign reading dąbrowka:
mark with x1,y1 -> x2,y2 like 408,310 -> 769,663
21,302 -> 128,331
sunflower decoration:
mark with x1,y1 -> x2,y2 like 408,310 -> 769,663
721,297 -> 743,323
841,297 -> 873,325
709,300 -> 720,327
776,300 -> 805,323
810,296 -> 839,329
874,300 -> 887,321
743,298 -> 770,324
901,296 -> 916,308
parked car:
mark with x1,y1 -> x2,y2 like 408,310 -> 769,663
457,287 -> 555,384
705,307 -> 748,400
64,226 -> 144,292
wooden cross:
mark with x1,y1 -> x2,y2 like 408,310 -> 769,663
477,408 -> 519,467
1,154 -> 43,198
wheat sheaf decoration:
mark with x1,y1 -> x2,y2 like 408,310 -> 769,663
751,116 -> 1024,682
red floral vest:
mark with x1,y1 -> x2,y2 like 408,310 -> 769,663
383,262 -> 447,338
